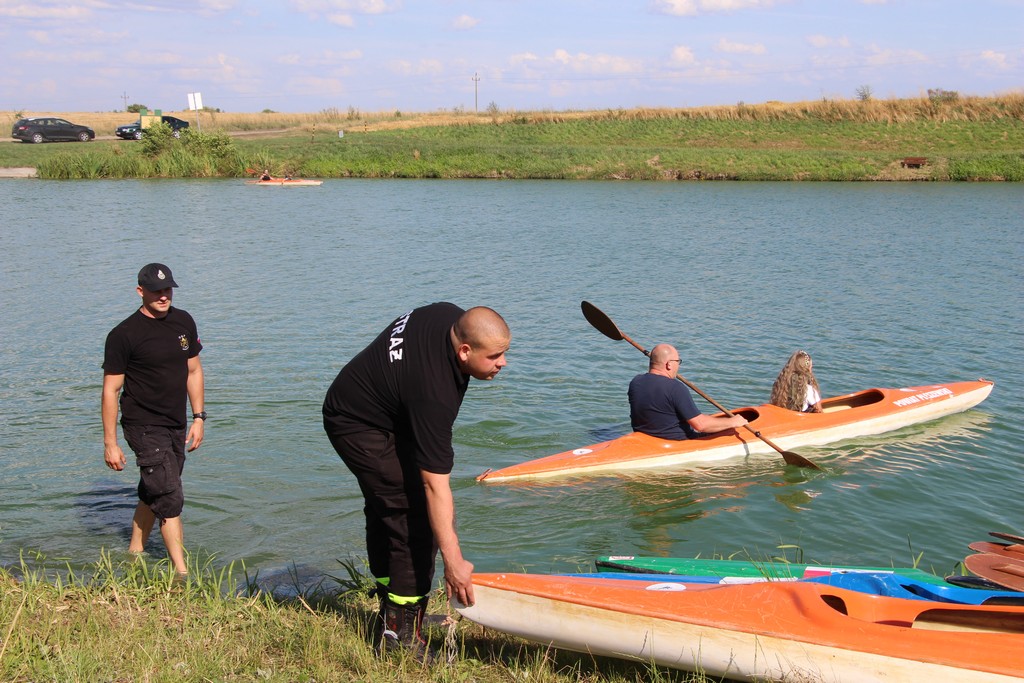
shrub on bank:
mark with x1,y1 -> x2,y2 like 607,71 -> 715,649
36,127 -> 241,179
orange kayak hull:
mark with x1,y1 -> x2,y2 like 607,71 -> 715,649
477,380 -> 994,482
457,572 -> 1024,682
245,178 -> 323,186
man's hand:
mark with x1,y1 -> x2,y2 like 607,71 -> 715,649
444,556 -> 476,607
186,419 -> 204,452
104,442 -> 126,471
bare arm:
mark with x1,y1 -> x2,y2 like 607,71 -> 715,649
421,469 -> 475,606
185,355 -> 205,451
102,373 -> 126,470
688,412 -> 747,434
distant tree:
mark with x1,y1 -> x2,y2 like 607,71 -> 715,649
928,88 -> 959,104
855,85 -> 873,102
261,108 -> 276,114
127,103 -> 148,113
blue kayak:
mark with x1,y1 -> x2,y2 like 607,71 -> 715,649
568,571 -> 1024,605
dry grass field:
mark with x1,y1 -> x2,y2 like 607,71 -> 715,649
6,93 -> 1022,138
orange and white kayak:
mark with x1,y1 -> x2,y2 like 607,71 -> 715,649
245,177 -> 323,186
456,572 -> 1024,682
477,380 -> 993,482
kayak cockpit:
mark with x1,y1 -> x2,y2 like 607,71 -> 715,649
821,388 -> 885,413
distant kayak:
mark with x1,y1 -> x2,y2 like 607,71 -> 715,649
456,572 -> 1024,681
246,177 -> 323,186
595,554 -> 952,585
477,379 -> 994,482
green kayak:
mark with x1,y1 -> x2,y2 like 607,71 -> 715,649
595,555 -> 949,586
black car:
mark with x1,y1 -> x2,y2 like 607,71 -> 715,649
11,117 -> 95,143
116,116 -> 190,140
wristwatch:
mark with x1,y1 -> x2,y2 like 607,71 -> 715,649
193,411 -> 208,421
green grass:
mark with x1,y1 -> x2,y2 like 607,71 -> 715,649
3,100 -> 1022,181
0,551 -> 715,683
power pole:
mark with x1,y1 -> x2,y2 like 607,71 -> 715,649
472,72 -> 480,112
121,91 -> 130,111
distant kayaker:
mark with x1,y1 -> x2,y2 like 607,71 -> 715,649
101,263 -> 206,576
260,169 -> 272,180
769,350 -> 823,412
628,343 -> 747,440
322,303 -> 510,662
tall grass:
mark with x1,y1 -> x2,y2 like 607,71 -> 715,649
0,552 -> 712,682
5,93 -> 1022,135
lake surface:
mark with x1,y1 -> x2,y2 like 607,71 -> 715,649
1,178 -> 1021,588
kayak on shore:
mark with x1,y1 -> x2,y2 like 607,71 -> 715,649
571,571 -> 1024,605
477,379 -> 994,482
594,554 -> 952,585
455,572 -> 1024,682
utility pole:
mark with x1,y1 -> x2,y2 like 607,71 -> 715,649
472,72 -> 480,113
121,91 -> 130,111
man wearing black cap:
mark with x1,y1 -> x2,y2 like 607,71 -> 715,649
102,263 -> 205,575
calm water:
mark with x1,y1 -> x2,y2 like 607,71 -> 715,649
1,179 -> 1021,587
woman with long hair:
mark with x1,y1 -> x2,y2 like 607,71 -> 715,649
769,350 -> 823,413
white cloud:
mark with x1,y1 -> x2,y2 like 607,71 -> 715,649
979,49 -> 1009,69
509,52 -> 539,67
715,38 -> 765,54
291,0 -> 399,15
16,48 -> 105,64
863,44 -> 927,67
288,75 -> 348,97
0,3 -> 93,20
290,0 -> 400,26
327,13 -> 354,26
272,49 -> 361,68
807,34 -> 850,49
654,0 -> 782,17
452,14 -> 479,30
552,49 -> 642,74
389,58 -> 444,76
670,45 -> 697,65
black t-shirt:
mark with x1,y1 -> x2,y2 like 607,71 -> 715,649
103,307 -> 202,428
322,302 -> 469,474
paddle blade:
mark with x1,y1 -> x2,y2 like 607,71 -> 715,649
965,553 -> 1024,592
781,450 -> 821,470
581,301 -> 624,341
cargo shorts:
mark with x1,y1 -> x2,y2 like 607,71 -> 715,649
122,424 -> 187,519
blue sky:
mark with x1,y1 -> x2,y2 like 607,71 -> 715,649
2,0 -> 1021,114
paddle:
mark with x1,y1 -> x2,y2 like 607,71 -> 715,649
580,301 -> 820,470
990,531 -> 1024,545
969,541 -> 1024,557
964,553 -> 1024,592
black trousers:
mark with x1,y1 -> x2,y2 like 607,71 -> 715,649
325,426 -> 438,598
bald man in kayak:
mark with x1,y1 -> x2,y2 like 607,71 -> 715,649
628,343 -> 746,439
322,303 -> 510,662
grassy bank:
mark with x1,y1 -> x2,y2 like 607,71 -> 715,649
2,95 -> 1023,181
0,552 -> 707,683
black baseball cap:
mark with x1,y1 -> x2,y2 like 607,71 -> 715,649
138,263 -> 179,291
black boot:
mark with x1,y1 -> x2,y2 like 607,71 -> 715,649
376,596 -> 437,664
